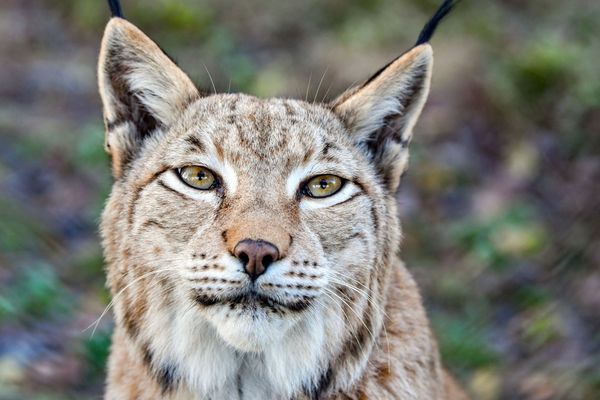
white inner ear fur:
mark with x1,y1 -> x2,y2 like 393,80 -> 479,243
98,18 -> 199,127
333,44 -> 433,144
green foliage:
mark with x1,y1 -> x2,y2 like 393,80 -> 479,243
0,199 -> 48,253
72,124 -> 108,170
450,203 -> 547,270
432,312 -> 499,371
520,306 -> 564,350
0,263 -> 72,322
507,38 -> 575,103
84,328 -> 112,379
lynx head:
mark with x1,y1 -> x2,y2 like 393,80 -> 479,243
98,2 -> 450,394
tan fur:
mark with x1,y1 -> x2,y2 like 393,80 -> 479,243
98,17 -> 468,400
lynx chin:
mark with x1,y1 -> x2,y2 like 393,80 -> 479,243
97,0 -> 469,398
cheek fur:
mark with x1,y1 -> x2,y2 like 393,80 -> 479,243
303,194 -> 375,255
132,181 -> 219,245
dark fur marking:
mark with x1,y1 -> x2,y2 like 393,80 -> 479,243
237,372 -> 243,398
156,363 -> 179,394
105,116 -> 128,132
122,306 -> 140,339
358,0 -> 456,90
157,180 -> 192,201
214,141 -> 224,159
194,291 -> 311,312
141,342 -> 153,370
303,366 -> 333,400
141,342 -> 179,393
333,192 -> 364,208
142,219 -> 166,230
370,204 -> 380,235
193,292 -> 220,306
283,101 -> 297,117
285,299 -> 312,312
127,167 -> 170,226
185,135 -> 205,153
348,231 -> 366,240
108,0 -> 124,18
342,324 -> 368,363
321,155 -> 340,164
415,0 -> 458,46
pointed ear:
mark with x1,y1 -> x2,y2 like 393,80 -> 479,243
98,18 -> 200,178
331,44 -> 433,192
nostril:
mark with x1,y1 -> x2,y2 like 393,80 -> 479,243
262,254 -> 273,269
239,252 -> 249,266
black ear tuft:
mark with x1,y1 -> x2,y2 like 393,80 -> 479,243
415,0 -> 458,46
108,0 -> 124,18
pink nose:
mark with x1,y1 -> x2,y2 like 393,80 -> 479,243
233,239 -> 280,280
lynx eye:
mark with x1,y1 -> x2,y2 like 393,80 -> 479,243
178,166 -> 217,190
304,175 -> 344,198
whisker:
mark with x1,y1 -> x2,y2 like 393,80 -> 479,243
313,67 -> 329,104
305,72 -> 312,102
320,79 -> 335,103
326,273 -> 391,321
326,272 -> 392,369
317,290 -> 364,353
84,266 -> 183,337
203,63 -> 217,95
322,286 -> 377,347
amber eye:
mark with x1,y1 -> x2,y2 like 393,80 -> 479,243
178,166 -> 218,190
303,175 -> 344,198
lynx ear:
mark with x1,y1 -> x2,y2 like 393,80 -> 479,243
331,44 -> 433,192
98,18 -> 200,178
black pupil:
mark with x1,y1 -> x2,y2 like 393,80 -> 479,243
319,179 -> 329,189
197,170 -> 206,180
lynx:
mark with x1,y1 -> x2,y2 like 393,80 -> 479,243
98,0 -> 468,398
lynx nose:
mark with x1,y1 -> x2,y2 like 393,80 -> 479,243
234,239 -> 280,281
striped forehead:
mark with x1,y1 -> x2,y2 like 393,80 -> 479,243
177,95 -> 348,169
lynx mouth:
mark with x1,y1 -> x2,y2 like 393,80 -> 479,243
193,289 -> 312,312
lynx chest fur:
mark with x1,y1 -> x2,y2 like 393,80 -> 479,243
98,1 -> 468,399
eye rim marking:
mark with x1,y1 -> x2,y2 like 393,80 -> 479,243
157,179 -> 193,200
176,165 -> 222,191
331,191 -> 364,207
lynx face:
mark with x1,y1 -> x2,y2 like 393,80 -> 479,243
99,15 -> 435,398
115,93 -> 387,353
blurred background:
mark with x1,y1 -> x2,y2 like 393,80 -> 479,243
0,0 -> 598,398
